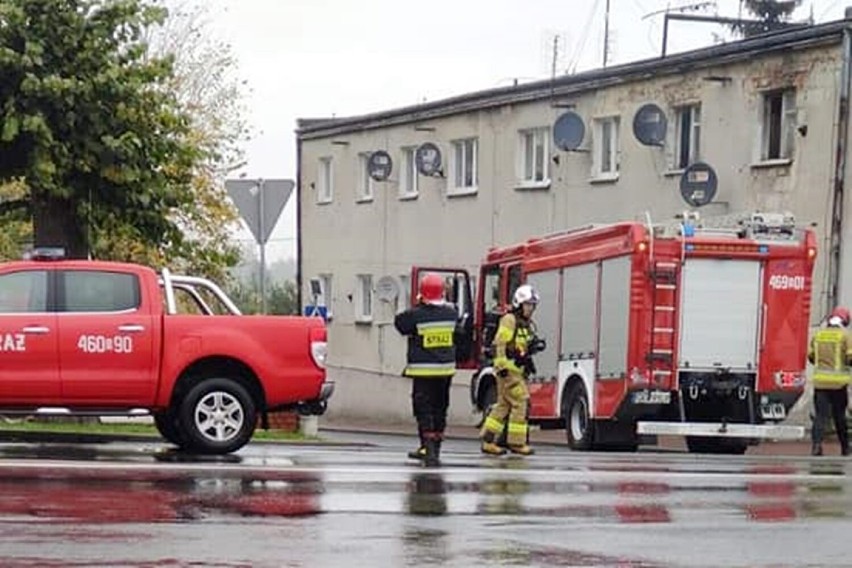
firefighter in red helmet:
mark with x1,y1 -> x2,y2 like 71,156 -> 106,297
394,272 -> 458,467
808,306 -> 852,456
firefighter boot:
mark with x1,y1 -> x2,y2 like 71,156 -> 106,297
408,446 -> 427,461
811,442 -> 823,456
507,444 -> 535,456
423,438 -> 441,468
408,430 -> 427,461
481,431 -> 507,456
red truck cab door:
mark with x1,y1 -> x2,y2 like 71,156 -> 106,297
57,269 -> 157,403
411,267 -> 476,369
0,269 -> 59,401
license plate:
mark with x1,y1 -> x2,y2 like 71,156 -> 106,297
632,390 -> 672,405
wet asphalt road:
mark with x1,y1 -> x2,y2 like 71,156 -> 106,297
0,432 -> 851,567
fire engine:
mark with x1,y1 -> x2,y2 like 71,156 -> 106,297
414,212 -> 817,454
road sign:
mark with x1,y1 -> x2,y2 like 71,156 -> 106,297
225,178 -> 294,246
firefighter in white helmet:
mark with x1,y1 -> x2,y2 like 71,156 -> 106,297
480,283 -> 543,456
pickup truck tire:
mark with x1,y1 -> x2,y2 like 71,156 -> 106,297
179,377 -> 257,455
153,409 -> 185,447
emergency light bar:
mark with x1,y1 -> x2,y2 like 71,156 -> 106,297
25,247 -> 66,261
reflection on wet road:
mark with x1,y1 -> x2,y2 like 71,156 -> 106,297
0,437 -> 851,567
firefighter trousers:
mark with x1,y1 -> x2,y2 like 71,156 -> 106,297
480,372 -> 529,447
412,376 -> 452,441
812,387 -> 849,450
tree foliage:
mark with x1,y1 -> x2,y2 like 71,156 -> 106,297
0,0 -> 246,281
730,1 -> 803,38
227,278 -> 299,316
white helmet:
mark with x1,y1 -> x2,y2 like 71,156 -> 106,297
512,284 -> 540,309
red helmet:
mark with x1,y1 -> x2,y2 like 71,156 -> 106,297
831,306 -> 851,326
419,273 -> 444,304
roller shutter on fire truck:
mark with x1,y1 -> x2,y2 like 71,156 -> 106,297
678,259 -> 762,371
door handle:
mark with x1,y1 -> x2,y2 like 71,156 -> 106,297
118,324 -> 145,333
22,326 -> 50,334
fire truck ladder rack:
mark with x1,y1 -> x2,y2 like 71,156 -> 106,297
647,260 -> 679,386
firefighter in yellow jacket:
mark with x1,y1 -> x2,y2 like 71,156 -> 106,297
808,306 -> 852,456
480,284 -> 541,456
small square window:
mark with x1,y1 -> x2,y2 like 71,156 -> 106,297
400,147 -> 419,199
674,104 -> 701,169
317,157 -> 333,203
451,138 -> 478,193
761,89 -> 796,161
518,127 -> 550,184
357,153 -> 375,202
356,274 -> 373,322
593,117 -> 620,178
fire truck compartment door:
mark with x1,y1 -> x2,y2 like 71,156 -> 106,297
679,259 -> 761,370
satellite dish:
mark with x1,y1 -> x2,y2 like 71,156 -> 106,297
375,275 -> 400,302
367,150 -> 393,181
633,103 -> 667,146
552,111 -> 585,151
415,142 -> 442,176
679,162 -> 718,207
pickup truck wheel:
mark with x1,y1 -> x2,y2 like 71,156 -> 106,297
179,378 -> 257,455
153,410 -> 185,447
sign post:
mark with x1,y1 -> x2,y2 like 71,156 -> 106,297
225,178 -> 294,314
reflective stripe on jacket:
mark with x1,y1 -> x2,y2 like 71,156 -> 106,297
809,327 -> 852,389
394,302 -> 457,378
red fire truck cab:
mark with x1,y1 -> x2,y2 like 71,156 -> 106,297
415,212 -> 817,454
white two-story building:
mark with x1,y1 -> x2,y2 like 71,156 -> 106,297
297,18 -> 852,424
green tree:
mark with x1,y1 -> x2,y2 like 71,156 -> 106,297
0,0 -> 198,258
0,0 -> 243,282
730,1 -> 803,38
227,277 -> 299,316
0,178 -> 31,260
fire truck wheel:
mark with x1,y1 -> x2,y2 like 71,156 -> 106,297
563,384 -> 594,451
178,377 -> 257,455
153,409 -> 186,448
685,436 -> 748,455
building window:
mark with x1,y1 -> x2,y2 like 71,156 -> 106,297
451,137 -> 478,193
400,147 -> 418,199
319,273 -> 332,318
397,273 -> 410,313
518,127 -> 550,185
593,117 -> 620,177
317,157 -> 333,203
761,89 -> 796,161
357,153 -> 374,202
674,104 -> 701,169
356,274 -> 373,322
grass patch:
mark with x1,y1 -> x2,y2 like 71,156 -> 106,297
0,419 -> 315,442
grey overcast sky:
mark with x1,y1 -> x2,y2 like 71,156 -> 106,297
205,0 -> 848,261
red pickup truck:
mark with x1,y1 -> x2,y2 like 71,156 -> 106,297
0,249 -> 331,454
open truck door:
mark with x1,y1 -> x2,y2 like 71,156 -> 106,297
410,267 -> 476,369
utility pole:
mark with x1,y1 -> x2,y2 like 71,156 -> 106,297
603,0 -> 611,67
255,179 -> 267,315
